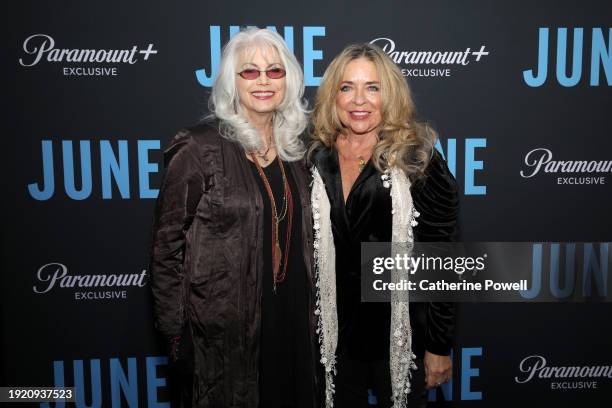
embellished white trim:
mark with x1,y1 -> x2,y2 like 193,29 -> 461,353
311,167 -> 338,407
389,168 -> 418,408
311,166 -> 418,408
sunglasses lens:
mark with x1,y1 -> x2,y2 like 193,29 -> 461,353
240,69 -> 259,80
239,68 -> 285,80
267,68 -> 286,79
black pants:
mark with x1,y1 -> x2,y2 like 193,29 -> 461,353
334,352 -> 427,408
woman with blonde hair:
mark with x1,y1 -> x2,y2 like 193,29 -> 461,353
150,28 -> 320,407
309,43 -> 458,408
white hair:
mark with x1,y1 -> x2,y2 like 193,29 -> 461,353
208,28 -> 308,161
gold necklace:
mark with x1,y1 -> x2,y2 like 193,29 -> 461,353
339,150 -> 368,173
357,156 -> 366,173
337,133 -> 377,173
249,153 -> 293,292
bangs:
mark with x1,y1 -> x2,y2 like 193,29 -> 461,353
236,42 -> 282,69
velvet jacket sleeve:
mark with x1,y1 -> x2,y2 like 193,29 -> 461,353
149,130 -> 205,340
411,149 -> 460,356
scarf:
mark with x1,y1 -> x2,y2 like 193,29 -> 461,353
311,166 -> 420,408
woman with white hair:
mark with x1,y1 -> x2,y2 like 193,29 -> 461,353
150,28 -> 320,408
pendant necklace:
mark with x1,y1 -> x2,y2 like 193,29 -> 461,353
357,156 -> 366,173
250,152 -> 294,293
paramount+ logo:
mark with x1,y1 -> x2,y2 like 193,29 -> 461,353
18,34 -> 158,77
523,27 -> 611,87
515,355 -> 612,391
33,262 -> 148,301
519,148 -> 611,186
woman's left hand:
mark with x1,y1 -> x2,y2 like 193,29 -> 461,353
424,351 -> 452,389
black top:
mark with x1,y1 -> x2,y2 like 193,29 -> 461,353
248,157 -> 313,408
311,147 -> 459,360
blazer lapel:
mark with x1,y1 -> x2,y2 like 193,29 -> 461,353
312,147 -> 352,239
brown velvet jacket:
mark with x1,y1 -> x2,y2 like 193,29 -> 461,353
150,122 -> 319,407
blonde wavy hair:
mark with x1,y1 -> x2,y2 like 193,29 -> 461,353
310,43 -> 436,180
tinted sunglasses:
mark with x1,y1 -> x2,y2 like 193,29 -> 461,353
237,67 -> 286,80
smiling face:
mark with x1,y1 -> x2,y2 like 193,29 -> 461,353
335,57 -> 383,137
236,46 -> 286,122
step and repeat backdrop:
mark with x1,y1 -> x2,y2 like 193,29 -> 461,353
3,0 -> 612,407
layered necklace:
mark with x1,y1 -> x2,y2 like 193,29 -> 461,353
254,134 -> 273,163
255,144 -> 272,163
250,152 -> 294,292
